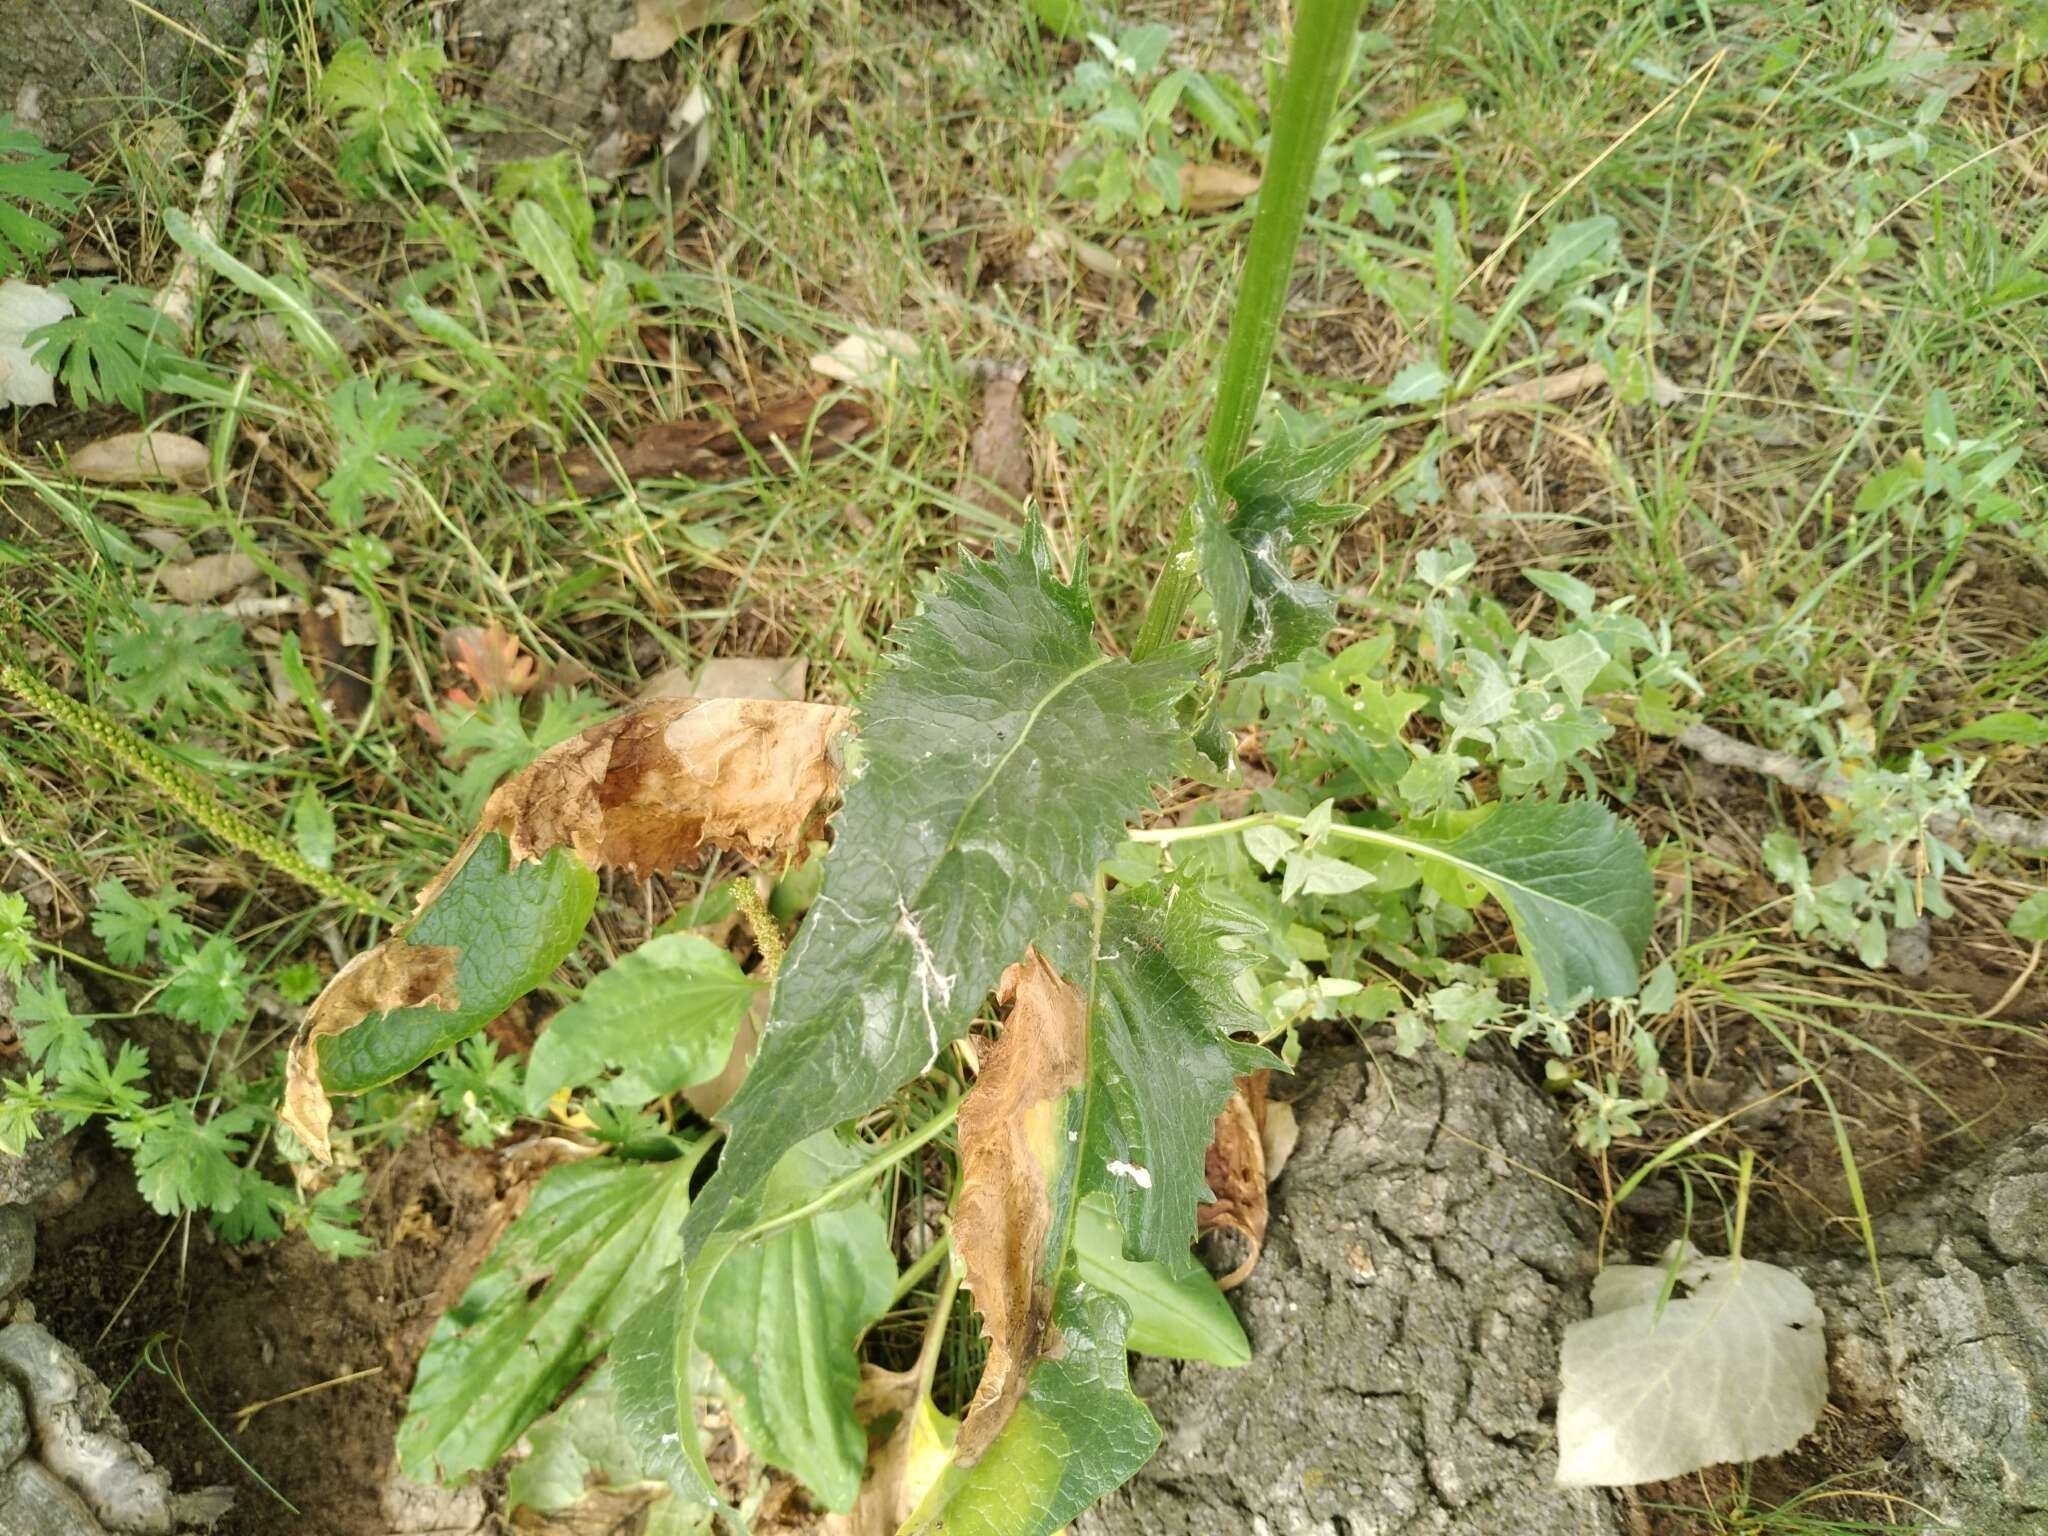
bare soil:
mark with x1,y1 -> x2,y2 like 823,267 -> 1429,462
26,1126 -> 510,1536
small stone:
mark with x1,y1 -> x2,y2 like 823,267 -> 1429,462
1982,1170 -> 2048,1264
0,1120 -> 73,1208
0,1458 -> 107,1536
0,1380 -> 24,1467
0,1210 -> 31,1299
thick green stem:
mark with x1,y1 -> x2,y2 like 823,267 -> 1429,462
1131,0 -> 1366,662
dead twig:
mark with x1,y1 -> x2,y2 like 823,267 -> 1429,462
1677,723 -> 2048,852
154,38 -> 274,345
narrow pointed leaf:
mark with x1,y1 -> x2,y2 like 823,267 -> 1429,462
683,527 -> 1199,1251
397,1146 -> 704,1483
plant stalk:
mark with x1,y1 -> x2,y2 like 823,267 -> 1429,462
1131,0 -> 1366,662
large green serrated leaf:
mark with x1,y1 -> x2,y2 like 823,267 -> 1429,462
1083,883 -> 1274,1264
1339,798 -> 1653,1006
397,1143 -> 703,1484
683,525 -> 1198,1248
320,832 -> 597,1094
904,1277 -> 1158,1536
698,1134 -> 897,1511
523,932 -> 761,1112
1199,422 -> 1381,680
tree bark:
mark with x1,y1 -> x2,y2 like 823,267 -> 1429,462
1081,1044 -> 2048,1536
1079,1046 -> 1620,1536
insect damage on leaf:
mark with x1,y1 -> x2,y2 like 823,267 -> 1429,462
479,695 -> 851,874
953,950 -> 1089,1464
282,942 -> 459,1158
288,695 -> 851,1160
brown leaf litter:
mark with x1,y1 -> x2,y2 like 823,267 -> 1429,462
530,390 -> 871,498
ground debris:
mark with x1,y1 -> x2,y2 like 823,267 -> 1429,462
527,390 -> 870,498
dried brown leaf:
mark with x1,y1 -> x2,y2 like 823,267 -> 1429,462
952,951 -> 1088,1464
297,601 -> 371,724
1198,1072 -> 1269,1290
610,0 -> 763,60
157,551 -> 260,605
480,695 -> 851,875
1178,162 -> 1262,214
282,943 -> 461,1159
445,624 -> 538,702
69,431 -> 211,488
534,391 -> 870,499
961,370 -> 1031,515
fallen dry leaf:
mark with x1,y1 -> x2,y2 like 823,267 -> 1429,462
158,550 -> 260,605
960,366 -> 1031,515
1199,1072 -> 1269,1290
810,328 -> 922,390
446,624 -> 537,704
953,951 -> 1088,1463
69,431 -> 211,488
610,0 -> 762,60
533,391 -> 870,499
1261,1098 -> 1299,1185
1178,162 -> 1262,214
481,695 -> 851,874
696,655 -> 809,702
297,600 -> 372,724
282,943 -> 461,1159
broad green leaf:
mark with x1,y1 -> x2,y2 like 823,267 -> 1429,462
682,525 -> 1198,1249
1083,883 -> 1272,1263
904,1276 -> 1157,1536
524,933 -> 761,1112
1070,1196 -> 1248,1365
1339,799 -> 1653,1007
318,832 -> 597,1093
398,1145 -> 704,1484
1198,423 -> 1381,680
698,1135 -> 897,1511
2010,890 -> 2048,943
507,1366 -> 649,1513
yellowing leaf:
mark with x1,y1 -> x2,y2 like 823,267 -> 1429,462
69,431 -> 211,488
1555,1243 -> 1827,1487
282,941 -> 461,1158
829,1369 -> 960,1536
953,950 -> 1089,1462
